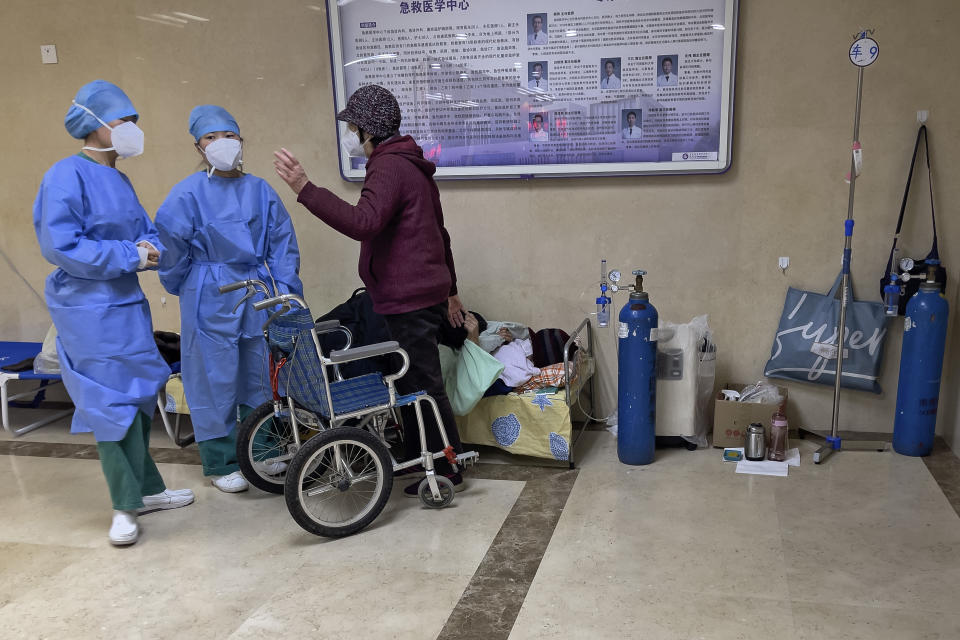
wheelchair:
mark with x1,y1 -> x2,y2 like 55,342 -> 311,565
220,280 -> 479,537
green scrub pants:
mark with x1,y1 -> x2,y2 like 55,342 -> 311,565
196,404 -> 253,477
96,411 -> 166,511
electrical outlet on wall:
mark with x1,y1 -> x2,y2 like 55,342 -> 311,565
40,44 -> 58,64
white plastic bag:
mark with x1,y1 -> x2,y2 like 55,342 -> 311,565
693,318 -> 716,448
33,325 -> 61,375
739,380 -> 783,405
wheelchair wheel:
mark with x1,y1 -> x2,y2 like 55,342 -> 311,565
236,400 -> 324,494
284,427 -> 393,537
418,475 -> 455,509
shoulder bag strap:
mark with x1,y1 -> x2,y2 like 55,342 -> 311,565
884,125 -> 926,277
920,126 -> 940,261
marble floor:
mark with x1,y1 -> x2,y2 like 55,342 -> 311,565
2,408 -> 959,639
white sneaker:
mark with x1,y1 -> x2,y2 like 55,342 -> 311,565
139,488 -> 196,514
255,460 -> 288,476
212,471 -> 249,493
109,510 -> 139,546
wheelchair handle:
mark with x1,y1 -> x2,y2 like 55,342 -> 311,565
253,293 -> 307,312
219,281 -> 246,293
219,279 -> 269,295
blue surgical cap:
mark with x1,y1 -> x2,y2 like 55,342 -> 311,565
189,105 -> 240,141
64,80 -> 138,139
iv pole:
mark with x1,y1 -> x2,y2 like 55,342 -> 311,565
799,31 -> 887,463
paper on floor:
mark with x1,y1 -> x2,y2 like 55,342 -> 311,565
735,448 -> 800,477
785,447 -> 800,467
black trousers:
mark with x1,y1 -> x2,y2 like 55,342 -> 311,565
384,303 -> 463,474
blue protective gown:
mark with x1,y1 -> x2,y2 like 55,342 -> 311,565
33,155 -> 172,441
155,172 -> 302,442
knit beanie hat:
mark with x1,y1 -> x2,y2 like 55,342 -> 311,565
336,85 -> 402,137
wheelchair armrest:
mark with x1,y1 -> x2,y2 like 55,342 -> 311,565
314,320 -> 340,332
314,321 -> 352,353
329,341 -> 400,364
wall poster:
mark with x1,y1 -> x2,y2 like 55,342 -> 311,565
327,0 -> 739,179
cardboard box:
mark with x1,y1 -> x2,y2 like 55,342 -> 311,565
712,382 -> 788,449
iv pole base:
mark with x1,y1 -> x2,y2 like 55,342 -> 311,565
798,427 -> 888,464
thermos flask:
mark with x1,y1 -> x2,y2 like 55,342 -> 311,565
744,423 -> 766,461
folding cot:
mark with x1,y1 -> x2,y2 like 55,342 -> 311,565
0,341 -> 74,436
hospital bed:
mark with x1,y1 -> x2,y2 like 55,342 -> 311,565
455,318 -> 597,468
0,341 -> 74,436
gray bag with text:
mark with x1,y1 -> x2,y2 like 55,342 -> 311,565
763,273 -> 888,394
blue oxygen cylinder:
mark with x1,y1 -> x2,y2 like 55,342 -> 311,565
617,270 -> 658,465
893,261 -> 949,456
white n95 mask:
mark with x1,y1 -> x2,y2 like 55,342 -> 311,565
106,122 -> 145,158
340,128 -> 366,157
203,138 -> 243,174
73,100 -> 145,158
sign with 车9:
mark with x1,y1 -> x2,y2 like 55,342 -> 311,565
849,36 -> 879,67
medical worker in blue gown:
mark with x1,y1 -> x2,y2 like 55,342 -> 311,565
155,105 -> 302,494
33,80 -> 195,547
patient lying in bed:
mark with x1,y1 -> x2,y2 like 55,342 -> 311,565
438,312 -> 578,413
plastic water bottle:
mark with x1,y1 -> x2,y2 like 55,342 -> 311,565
768,411 -> 788,461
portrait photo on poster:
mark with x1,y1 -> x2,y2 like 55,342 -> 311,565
527,13 -> 548,46
529,112 -> 549,142
601,57 -> 622,90
657,54 -> 679,86
527,61 -> 548,91
621,109 -> 643,139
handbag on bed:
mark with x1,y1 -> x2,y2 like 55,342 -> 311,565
528,327 -> 576,367
153,330 -> 181,367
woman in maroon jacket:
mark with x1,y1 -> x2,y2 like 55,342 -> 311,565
273,84 -> 467,493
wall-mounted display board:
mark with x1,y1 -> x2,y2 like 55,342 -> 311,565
327,0 -> 738,179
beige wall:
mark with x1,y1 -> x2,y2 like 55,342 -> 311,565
3,1 -> 959,449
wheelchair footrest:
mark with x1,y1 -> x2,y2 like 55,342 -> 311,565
455,451 -> 479,467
